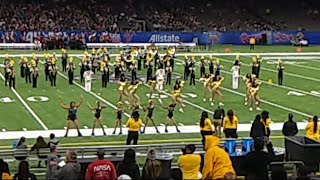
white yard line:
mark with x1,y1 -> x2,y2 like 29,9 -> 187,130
218,57 -> 320,83
0,122 -> 309,140
175,58 -> 320,98
57,71 -> 131,118
0,73 -> 48,130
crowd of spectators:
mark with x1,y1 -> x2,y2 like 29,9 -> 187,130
0,0 -> 319,33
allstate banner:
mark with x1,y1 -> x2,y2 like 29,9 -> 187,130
2,30 -> 320,45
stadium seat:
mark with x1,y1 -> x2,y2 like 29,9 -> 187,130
225,139 -> 237,157
241,138 -> 254,156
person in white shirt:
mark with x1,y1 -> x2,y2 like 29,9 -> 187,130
156,68 -> 165,91
231,60 -> 240,90
83,66 -> 94,92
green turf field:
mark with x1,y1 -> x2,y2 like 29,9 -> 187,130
0,45 -> 318,145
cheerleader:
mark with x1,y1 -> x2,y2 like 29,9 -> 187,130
162,103 -> 180,133
59,96 -> 83,137
200,56 -> 206,78
200,74 -> 213,102
231,60 -> 240,90
249,75 -> 262,111
147,76 -> 157,99
142,100 -> 160,134
19,56 -> 25,78
183,56 -> 190,80
172,80 -> 185,112
67,57 -> 76,85
210,75 -> 225,107
88,101 -> 107,136
128,80 -> 142,107
113,102 -> 124,135
61,48 -> 68,72
118,74 -> 129,104
243,74 -> 252,106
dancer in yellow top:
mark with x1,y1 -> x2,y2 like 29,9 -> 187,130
172,79 -> 185,112
248,74 -> 262,111
243,73 -> 252,106
210,75 -> 224,107
200,74 -> 214,102
128,80 -> 142,107
118,74 -> 129,104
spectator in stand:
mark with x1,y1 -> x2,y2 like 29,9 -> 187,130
13,161 -> 37,180
223,110 -> 239,138
296,166 -> 310,180
282,113 -> 298,136
224,172 -> 237,180
116,149 -> 140,180
202,136 -> 235,179
46,146 -> 61,180
16,137 -> 27,149
48,133 -> 60,148
261,111 -> 272,137
170,168 -> 183,180
31,136 -> 48,168
199,111 -> 213,144
305,116 -> 320,141
85,149 -> 117,180
177,144 -> 201,180
53,150 -> 81,180
0,159 -> 12,180
141,149 -> 162,180
250,115 -> 266,140
270,166 -> 287,180
243,138 -> 275,180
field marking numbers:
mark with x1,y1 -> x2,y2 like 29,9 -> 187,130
0,72 -> 48,130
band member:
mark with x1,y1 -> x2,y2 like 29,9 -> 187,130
277,59 -> 285,85
130,61 -> 137,82
100,59 -> 108,88
67,57 -> 76,85
162,103 -> 180,133
79,59 -> 86,83
59,96 -> 83,137
114,56 -> 123,80
200,56 -> 206,78
256,55 -> 262,78
3,56 -> 10,86
31,64 -> 39,88
146,53 -> 154,69
146,60 -> 153,83
209,56 -> 214,75
189,65 -> 196,86
248,75 -> 262,111
214,59 -> 223,77
251,56 -> 261,78
183,56 -> 190,80
25,60 -> 32,84
92,54 -> 99,74
44,55 -> 51,82
210,75 -> 225,107
167,47 -> 175,70
61,48 -> 68,72
113,102 -> 124,135
118,74 -> 129,104
9,68 -> 16,89
165,56 -> 172,85
172,80 -> 185,112
200,74 -> 213,102
49,64 -> 58,87
156,68 -> 165,91
231,60 -> 240,90
19,56 -> 25,78
88,101 -> 107,136
128,80 -> 142,107
83,67 -> 94,92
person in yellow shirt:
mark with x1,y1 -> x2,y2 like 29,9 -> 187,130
178,144 -> 201,180
202,136 -> 236,180
261,111 -> 272,137
249,37 -> 256,50
126,111 -> 143,145
199,111 -> 213,143
305,116 -> 320,141
223,110 -> 239,138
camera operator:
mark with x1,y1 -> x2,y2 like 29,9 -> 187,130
177,144 -> 201,180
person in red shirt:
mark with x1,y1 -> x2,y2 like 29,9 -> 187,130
85,149 -> 117,180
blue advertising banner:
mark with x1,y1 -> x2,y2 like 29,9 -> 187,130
1,30 -> 320,45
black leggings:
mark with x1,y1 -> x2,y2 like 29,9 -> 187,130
126,131 -> 139,145
224,129 -> 238,138
201,130 -> 213,145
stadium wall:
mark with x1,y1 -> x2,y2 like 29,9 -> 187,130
0,31 -> 317,45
